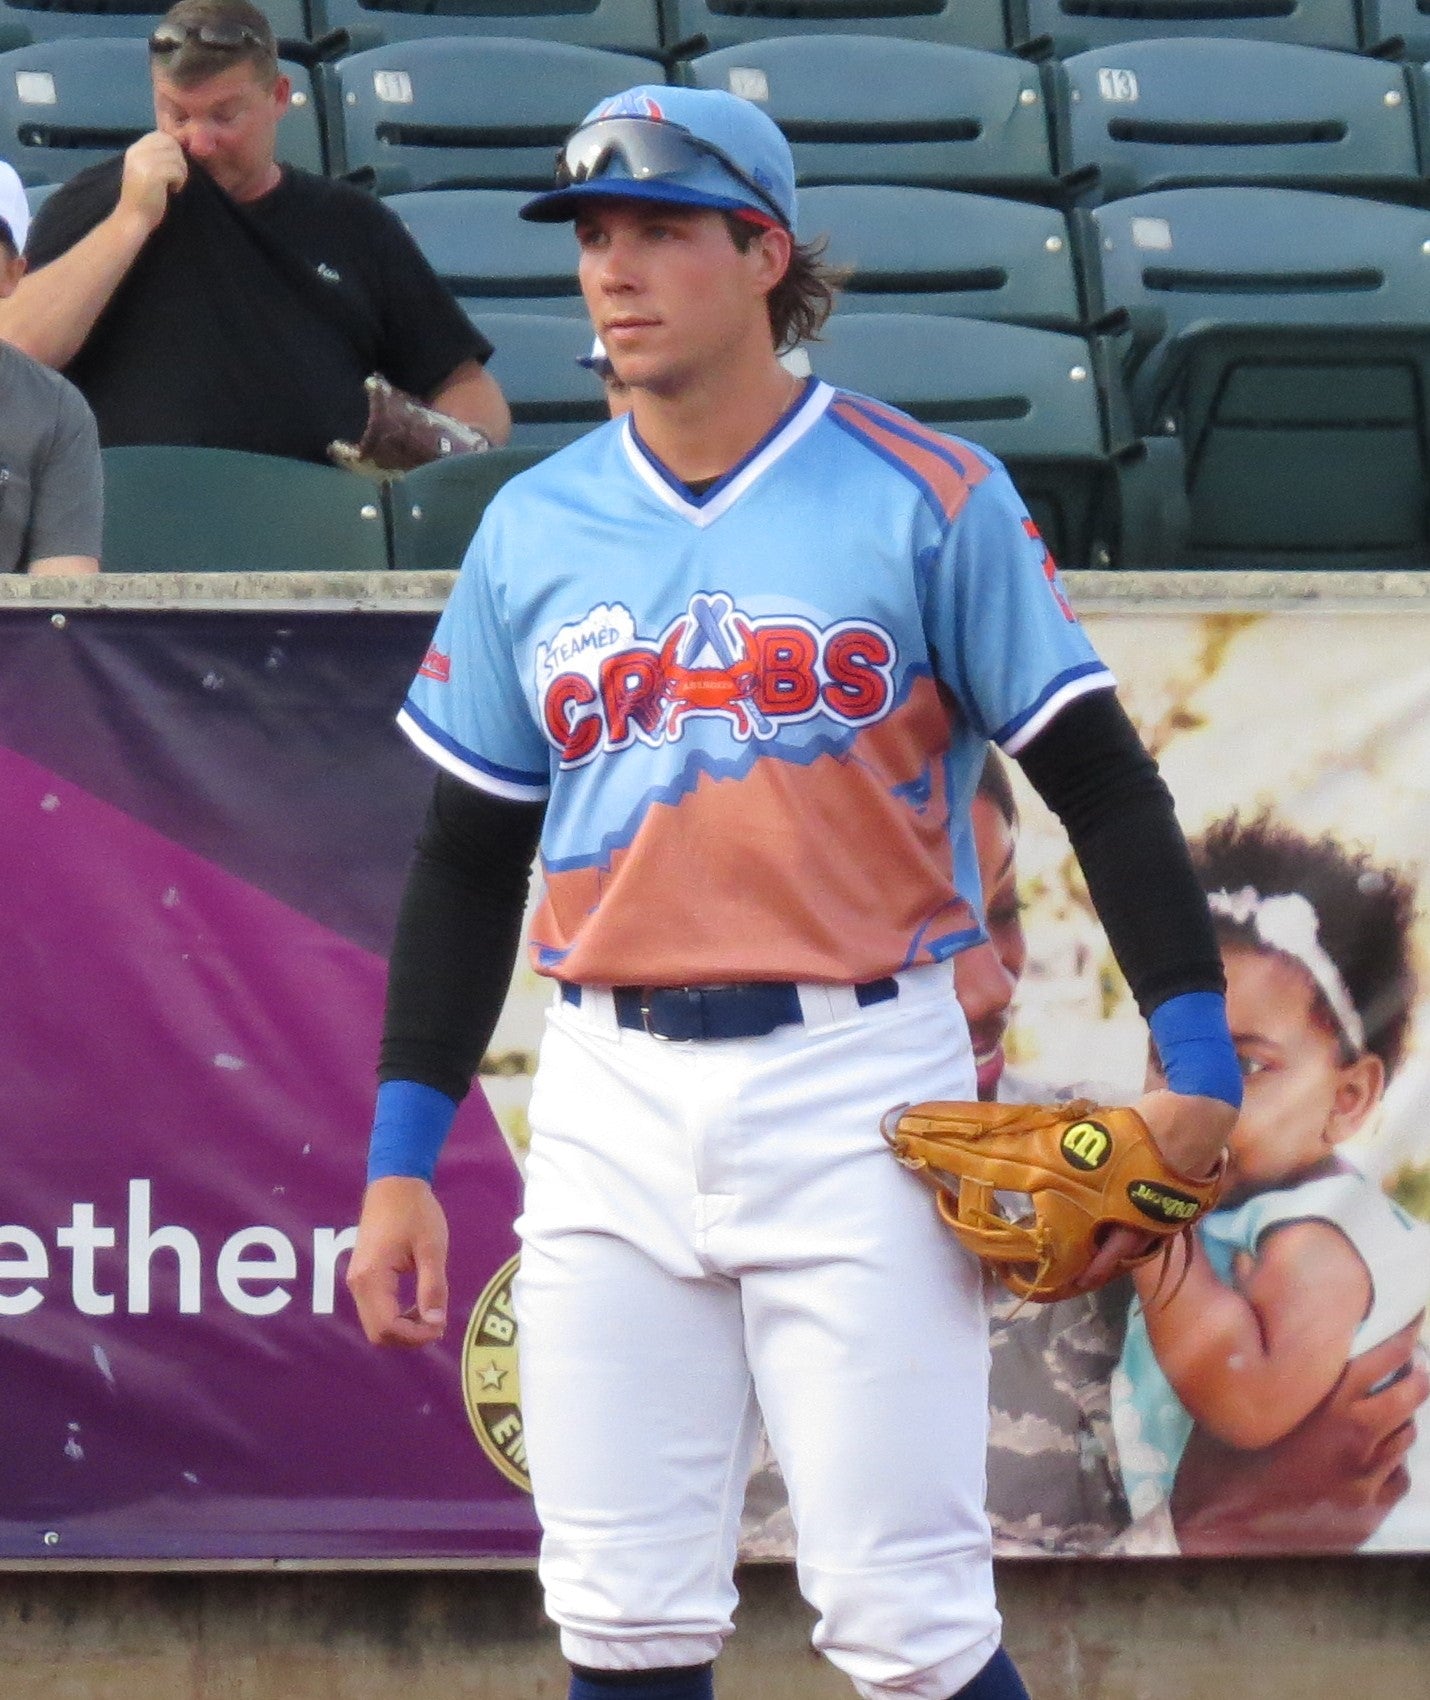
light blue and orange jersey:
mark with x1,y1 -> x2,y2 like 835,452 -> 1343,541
399,379 -> 1113,987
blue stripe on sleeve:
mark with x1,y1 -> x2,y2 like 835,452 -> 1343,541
399,698 -> 548,790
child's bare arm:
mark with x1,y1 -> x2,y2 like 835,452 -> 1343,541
1134,1222 -> 1371,1449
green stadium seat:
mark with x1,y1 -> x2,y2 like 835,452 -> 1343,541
0,38 -> 323,184
480,312 -> 609,448
800,185 -> 1083,330
1362,0 -> 1430,56
101,446 -> 391,571
384,189 -> 583,314
1010,0 -> 1358,55
682,37 -> 1054,195
1054,39 -> 1421,204
1090,185 -> 1430,566
661,0 -> 1005,54
810,311 -> 1150,566
0,0 -> 305,52
309,0 -> 659,54
322,37 -> 663,194
388,446 -> 551,568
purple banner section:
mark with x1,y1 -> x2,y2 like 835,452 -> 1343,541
0,610 -> 539,1561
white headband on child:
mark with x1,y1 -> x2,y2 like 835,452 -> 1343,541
1207,886 -> 1366,1055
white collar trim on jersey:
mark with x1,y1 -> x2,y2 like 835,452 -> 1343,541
621,379 -> 834,527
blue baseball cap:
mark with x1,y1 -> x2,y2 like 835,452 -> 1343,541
520,85 -> 796,230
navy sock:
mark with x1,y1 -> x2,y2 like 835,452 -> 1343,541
947,1646 -> 1032,1700
568,1663 -> 714,1700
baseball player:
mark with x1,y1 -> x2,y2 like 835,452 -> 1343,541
347,86 -> 1241,1700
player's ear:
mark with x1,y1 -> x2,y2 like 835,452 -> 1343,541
753,223 -> 793,293
1325,1050 -> 1385,1146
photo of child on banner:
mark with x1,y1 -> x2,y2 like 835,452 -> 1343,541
741,762 -> 1430,1561
1113,816 -> 1430,1549
975,607 -> 1430,1558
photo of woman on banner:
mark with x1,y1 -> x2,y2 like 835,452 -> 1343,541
1111,814 -> 1430,1551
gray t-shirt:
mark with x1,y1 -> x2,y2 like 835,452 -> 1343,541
1,340 -> 102,572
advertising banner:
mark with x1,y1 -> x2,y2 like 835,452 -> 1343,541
0,609 -> 537,1561
3,599 -> 1427,1560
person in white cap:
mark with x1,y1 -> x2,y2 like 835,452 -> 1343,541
347,82 -> 1239,1700
0,160 -> 30,257
0,191 -> 100,576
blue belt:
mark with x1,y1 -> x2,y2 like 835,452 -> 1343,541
560,976 -> 900,1041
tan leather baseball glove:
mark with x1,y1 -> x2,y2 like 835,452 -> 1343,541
882,1098 -> 1226,1304
329,375 -> 491,481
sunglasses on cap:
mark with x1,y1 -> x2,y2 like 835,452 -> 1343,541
555,116 -> 787,228
148,20 -> 267,53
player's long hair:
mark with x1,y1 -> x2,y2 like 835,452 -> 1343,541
1192,811 -> 1419,1077
724,215 -> 841,354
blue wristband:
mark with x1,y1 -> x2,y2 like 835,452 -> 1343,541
367,1080 -> 458,1184
1148,991 -> 1243,1109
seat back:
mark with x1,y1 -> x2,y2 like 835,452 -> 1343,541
1011,0 -> 1358,55
683,37 -> 1054,194
661,0 -> 1005,52
101,446 -> 390,571
0,38 -> 323,183
323,37 -> 662,193
481,311 -> 609,447
810,311 -> 1115,565
309,0 -> 659,53
0,0 -> 304,51
385,188 -> 583,314
388,446 -> 552,568
1361,0 -> 1430,58
801,184 -> 1083,329
1056,39 -> 1420,203
1091,186 -> 1430,565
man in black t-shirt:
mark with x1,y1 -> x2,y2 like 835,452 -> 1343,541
1,0 -> 510,463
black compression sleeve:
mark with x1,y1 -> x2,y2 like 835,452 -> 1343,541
378,771 -> 545,1102
1015,689 -> 1224,1017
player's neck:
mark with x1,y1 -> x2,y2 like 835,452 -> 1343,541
629,353 -> 802,485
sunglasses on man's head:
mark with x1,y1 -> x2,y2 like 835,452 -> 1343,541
148,21 -> 267,54
555,116 -> 787,228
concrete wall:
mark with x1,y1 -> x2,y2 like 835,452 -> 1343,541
4,565 -> 1430,618
4,1560 -> 1429,1700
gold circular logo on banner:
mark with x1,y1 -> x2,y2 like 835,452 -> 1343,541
461,1253 -> 530,1495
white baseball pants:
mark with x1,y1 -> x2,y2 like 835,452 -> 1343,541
513,963 -> 1000,1700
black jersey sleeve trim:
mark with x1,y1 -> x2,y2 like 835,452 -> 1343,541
378,770 -> 545,1103
1015,689 -> 1224,1018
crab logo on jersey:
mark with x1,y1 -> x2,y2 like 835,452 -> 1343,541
540,592 -> 896,767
